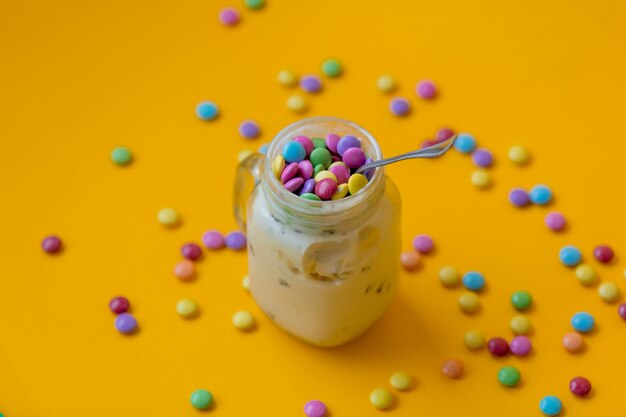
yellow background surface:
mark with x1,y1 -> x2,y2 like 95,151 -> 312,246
2,0 -> 626,415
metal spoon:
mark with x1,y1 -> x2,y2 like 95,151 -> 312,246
355,135 -> 457,174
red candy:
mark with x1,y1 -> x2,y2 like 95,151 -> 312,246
315,178 -> 337,200
487,337 -> 509,356
436,127 -> 455,141
109,296 -> 130,314
181,243 -> 202,260
569,376 -> 592,397
41,235 -> 62,254
593,245 -> 614,263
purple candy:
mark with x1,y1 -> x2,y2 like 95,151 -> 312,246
42,235 -> 62,254
326,134 -> 340,154
315,178 -> 337,200
299,178 -> 316,195
437,127 -> 455,141
298,160 -> 314,179
363,157 -> 375,180
280,162 -> 300,183
618,303 -> 626,320
329,165 -> 350,184
509,335 -> 532,356
202,230 -> 224,249
293,136 -> 314,156
471,148 -> 494,168
300,75 -> 322,93
225,231 -> 247,250
239,121 -> 260,139
413,234 -> 434,254
416,79 -> 437,99
304,400 -> 327,417
284,177 -> 304,192
509,188 -> 530,207
336,135 -> 361,156
390,97 -> 410,116
115,313 -> 137,334
342,147 -> 366,169
219,7 -> 240,26
545,211 -> 566,231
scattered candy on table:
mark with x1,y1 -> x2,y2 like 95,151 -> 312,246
244,0 -> 265,10
400,251 -> 420,271
464,330 -> 485,350
509,335 -> 532,356
224,231 -> 247,250
562,332 -> 584,353
218,7 -> 240,26
569,376 -> 592,397
300,75 -> 323,93
202,230 -> 225,249
598,282 -> 619,302
41,235 -> 62,254
560,245 -> 582,267
539,395 -> 562,416
509,188 -> 531,207
487,337 -> 509,356
376,75 -> 397,93
181,243 -> 202,261
174,260 -> 195,281
115,313 -> 137,334
232,310 -> 255,330
304,400 -> 327,417
239,120 -> 261,139
389,97 -> 410,116
109,296 -> 130,314
511,290 -> 533,311
157,208 -> 180,227
593,245 -> 614,263
498,366 -> 521,387
415,79 -> 436,99
389,371 -> 413,391
508,145 -> 530,165
471,148 -> 494,168
571,312 -> 594,333
412,234 -> 434,254
462,271 -> 485,291
176,299 -> 199,318
369,388 -> 394,409
439,266 -> 460,287
286,95 -> 308,113
278,70 -> 297,86
441,358 -> 464,379
545,211 -> 566,231
321,58 -> 342,78
510,315 -> 532,335
529,184 -> 553,205
459,292 -> 480,314
111,146 -> 132,166
454,133 -> 476,154
196,101 -> 219,120
190,389 -> 213,410
471,169 -> 491,188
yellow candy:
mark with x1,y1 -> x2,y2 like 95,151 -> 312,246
369,388 -> 394,409
238,149 -> 253,162
510,315 -> 532,335
157,208 -> 180,227
439,266 -> 460,287
471,169 -> 491,188
232,310 -> 255,331
458,292 -> 480,314
242,275 -> 250,291
277,70 -> 297,87
314,170 -> 338,183
509,145 -> 530,165
377,75 -> 397,93
464,330 -> 485,350
575,264 -> 596,285
286,95 -> 308,113
176,299 -> 199,318
328,161 -> 347,170
331,183 -> 349,200
272,155 -> 285,179
598,282 -> 619,302
389,372 -> 413,391
348,173 -> 368,195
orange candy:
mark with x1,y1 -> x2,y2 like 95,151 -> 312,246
174,260 -> 195,281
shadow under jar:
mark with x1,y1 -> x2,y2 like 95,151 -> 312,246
235,117 -> 401,347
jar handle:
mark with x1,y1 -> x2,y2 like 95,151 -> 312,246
233,152 -> 265,230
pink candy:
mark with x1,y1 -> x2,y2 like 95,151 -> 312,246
342,147 -> 366,169
326,134 -> 340,154
281,162 -> 300,183
329,165 -> 350,184
293,136 -> 314,156
298,160 -> 314,179
315,178 -> 337,200
284,177 -> 304,192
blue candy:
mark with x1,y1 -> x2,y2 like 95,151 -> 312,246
529,185 -> 552,205
571,312 -> 594,333
454,133 -> 476,154
258,143 -> 270,155
282,141 -> 306,163
539,395 -> 562,416
196,101 -> 219,120
559,245 -> 582,266
462,271 -> 485,291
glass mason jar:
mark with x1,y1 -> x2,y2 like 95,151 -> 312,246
234,117 -> 401,347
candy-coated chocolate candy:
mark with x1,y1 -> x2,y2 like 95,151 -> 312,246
174,260 -> 195,281
298,160 -> 314,179
509,335 -> 532,356
509,145 -> 530,165
219,7 -> 240,25
441,358 -> 463,379
202,230 -> 224,249
299,178 -> 316,195
115,313 -> 137,334
439,266 -> 460,287
369,388 -> 394,409
157,208 -> 180,227
232,310 -> 255,330
390,372 -> 413,391
272,155 -> 285,179
278,70 -> 297,86
545,211 -> 566,231
321,58 -> 342,78
181,243 -> 202,261
488,337 -> 509,356
454,133 -> 476,154
509,188 -> 530,207
309,148 -> 332,168
176,299 -> 199,318
571,312 -> 594,333
562,332 -> 584,353
293,136 -> 314,156
416,79 -> 436,99
539,396 -> 562,416
400,251 -> 420,271
314,170 -> 337,183
594,245 -> 614,263
510,315 -> 532,335
511,290 -> 533,310
190,389 -> 213,410
301,193 -> 321,201
304,400 -> 327,417
347,174 -> 368,195
329,164 -> 350,184
109,296 -> 130,314
284,177 -> 304,192
498,366 -> 521,387
462,271 -> 485,291
281,162 -> 300,183
239,120 -> 260,139
196,101 -> 218,120
331,183 -> 349,200
570,377 -> 591,397
389,97 -> 410,116
464,330 -> 485,350
315,178 -> 338,200
377,75 -> 397,93
300,75 -> 322,93
287,95 -> 308,113
458,292 -> 480,314
529,184 -> 552,205
342,147 -> 366,169
282,141 -> 306,163
598,282 -> 619,302
560,245 -> 582,267
412,234 -> 434,253
336,135 -> 361,156
41,235 -> 62,254
225,231 -> 247,250
326,133 -> 340,153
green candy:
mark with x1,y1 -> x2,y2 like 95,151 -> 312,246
190,389 -> 213,410
301,193 -> 321,201
244,0 -> 265,9
312,137 -> 327,149
313,164 -> 325,176
111,146 -> 132,165
321,58 -> 342,78
511,290 -> 533,311
498,366 -> 521,387
310,148 -> 332,169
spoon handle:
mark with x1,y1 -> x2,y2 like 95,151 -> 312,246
355,135 -> 457,174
